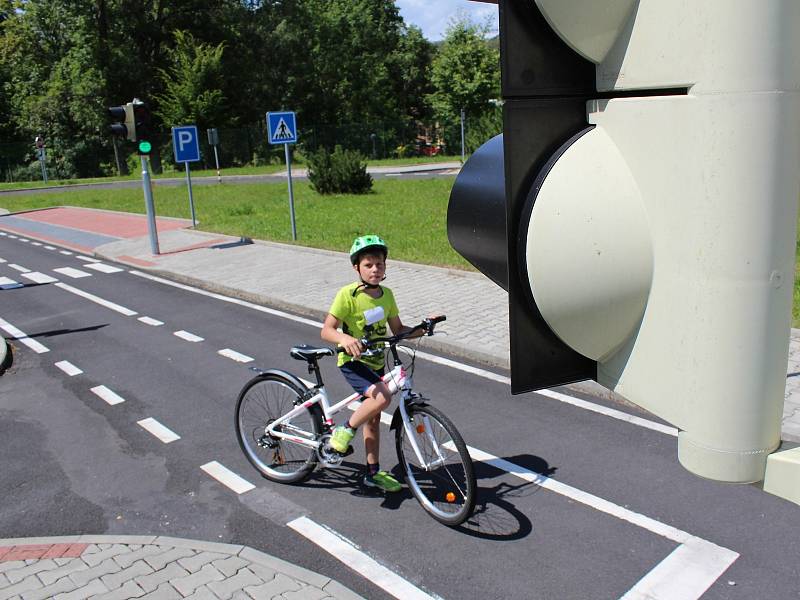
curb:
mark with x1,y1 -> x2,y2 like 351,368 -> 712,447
0,535 -> 364,600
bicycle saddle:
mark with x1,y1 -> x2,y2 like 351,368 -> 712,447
290,345 -> 335,362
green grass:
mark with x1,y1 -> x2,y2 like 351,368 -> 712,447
0,177 -> 471,269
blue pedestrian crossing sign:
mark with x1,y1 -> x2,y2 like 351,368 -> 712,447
267,111 -> 298,145
172,125 -> 201,163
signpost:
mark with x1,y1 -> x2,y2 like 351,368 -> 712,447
34,135 -> 48,184
172,125 -> 201,227
266,111 -> 298,240
207,128 -> 222,183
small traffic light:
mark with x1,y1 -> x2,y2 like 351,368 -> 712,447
108,102 -> 136,141
132,100 -> 152,155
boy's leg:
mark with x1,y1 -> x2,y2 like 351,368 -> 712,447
349,381 -> 391,429
362,412 -> 381,466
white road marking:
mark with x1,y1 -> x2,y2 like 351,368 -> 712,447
21,272 -> 59,284
200,461 -> 255,494
138,316 -> 164,326
76,255 -> 101,263
30,242 -> 42,246
59,250 -> 73,255
137,418 -> 180,443
0,232 -> 6,235
0,277 -> 23,290
0,317 -> 49,353
44,245 -> 56,250
461,444 -> 739,599
129,269 -> 674,435
174,330 -> 204,342
18,238 -> 29,242
53,267 -> 91,279
84,263 -> 124,274
55,282 -> 137,316
8,263 -> 30,273
55,360 -> 83,376
7,234 -> 17,239
218,348 -> 254,363
288,517 -> 438,600
0,258 -> 6,263
90,385 -> 126,405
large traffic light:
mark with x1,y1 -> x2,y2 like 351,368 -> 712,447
108,102 -> 136,141
448,0 -> 800,484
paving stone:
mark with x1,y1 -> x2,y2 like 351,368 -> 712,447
39,559 -> 89,585
283,585 -> 329,600
322,580 -> 365,600
82,545 -> 130,567
19,576 -> 78,600
138,583 -> 182,600
207,568 -> 262,600
243,561 -> 275,583
182,585 -> 221,600
211,556 -> 247,577
53,579 -> 107,599
88,579 -> 146,600
144,547 -> 195,571
171,564 -> 225,596
135,563 -> 189,593
0,575 -> 41,600
100,559 -> 153,590
69,558 -> 121,588
4,560 -> 56,584
0,563 -> 25,576
242,573 -> 301,599
113,546 -> 163,569
178,552 -> 228,574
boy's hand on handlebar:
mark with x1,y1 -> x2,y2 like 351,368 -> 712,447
423,314 -> 446,336
339,334 -> 363,358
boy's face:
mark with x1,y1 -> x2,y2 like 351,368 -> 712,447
354,252 -> 386,286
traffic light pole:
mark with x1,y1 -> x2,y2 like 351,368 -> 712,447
140,156 -> 160,255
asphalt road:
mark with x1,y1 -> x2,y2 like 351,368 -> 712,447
1,234 -> 799,600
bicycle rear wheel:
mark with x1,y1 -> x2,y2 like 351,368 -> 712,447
235,373 -> 322,484
395,403 -> 476,526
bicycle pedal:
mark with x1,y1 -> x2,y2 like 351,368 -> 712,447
337,446 -> 354,458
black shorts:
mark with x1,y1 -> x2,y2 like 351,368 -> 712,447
340,361 -> 385,396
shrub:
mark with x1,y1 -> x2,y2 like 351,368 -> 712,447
307,146 -> 372,195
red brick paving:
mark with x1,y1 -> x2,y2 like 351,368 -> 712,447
0,543 -> 88,562
17,207 -> 189,239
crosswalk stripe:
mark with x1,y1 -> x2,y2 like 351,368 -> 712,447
22,272 -> 59,284
0,277 -> 23,290
84,263 -> 124,274
53,267 -> 91,279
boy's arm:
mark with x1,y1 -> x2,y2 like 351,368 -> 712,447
389,315 -> 444,338
321,313 -> 363,358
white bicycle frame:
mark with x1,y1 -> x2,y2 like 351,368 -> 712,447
264,360 -> 446,469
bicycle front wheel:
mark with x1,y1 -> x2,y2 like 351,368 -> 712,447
235,373 -> 322,484
395,403 -> 476,526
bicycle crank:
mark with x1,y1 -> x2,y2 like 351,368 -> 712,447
317,434 -> 353,466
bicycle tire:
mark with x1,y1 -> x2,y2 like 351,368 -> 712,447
395,403 -> 476,526
235,372 -> 322,484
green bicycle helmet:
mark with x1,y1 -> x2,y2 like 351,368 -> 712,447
349,234 -> 388,265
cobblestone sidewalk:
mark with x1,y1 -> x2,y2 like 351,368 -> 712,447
0,536 -> 362,600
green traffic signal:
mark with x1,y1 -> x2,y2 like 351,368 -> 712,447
138,140 -> 152,155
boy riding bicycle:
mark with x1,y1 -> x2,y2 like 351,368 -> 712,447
321,235 -> 432,493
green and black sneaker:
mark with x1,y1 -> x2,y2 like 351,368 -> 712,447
363,471 -> 402,493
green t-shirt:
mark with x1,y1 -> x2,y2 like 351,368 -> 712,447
329,282 -> 399,370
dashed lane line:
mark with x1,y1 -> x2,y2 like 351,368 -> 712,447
76,255 -> 101,263
59,250 -> 72,255
54,282 -> 137,316
0,316 -> 49,353
54,360 -> 83,376
137,418 -> 180,443
84,263 -> 124,274
53,267 -> 91,279
44,245 -> 56,250
218,348 -> 254,363
90,385 -> 126,405
8,263 -> 30,273
288,517 -> 438,600
18,238 -> 29,242
174,330 -> 204,342
138,316 -> 164,326
6,234 -> 17,239
0,258 -> 6,263
21,272 -> 59,285
30,242 -> 42,246
200,461 -> 255,494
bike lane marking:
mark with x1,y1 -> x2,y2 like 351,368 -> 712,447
288,516 -> 438,600
137,418 -> 181,444
218,348 -> 254,363
54,283 -> 137,316
90,385 -> 126,406
174,330 -> 204,342
0,316 -> 50,353
54,360 -> 83,376
200,461 -> 255,494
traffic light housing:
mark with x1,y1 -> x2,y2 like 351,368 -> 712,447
108,102 -> 136,141
132,101 -> 152,155
448,0 -> 800,484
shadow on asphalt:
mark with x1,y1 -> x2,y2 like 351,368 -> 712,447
27,323 -> 109,339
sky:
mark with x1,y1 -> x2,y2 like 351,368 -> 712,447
395,0 -> 499,41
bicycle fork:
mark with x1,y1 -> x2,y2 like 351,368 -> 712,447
397,391 -> 448,471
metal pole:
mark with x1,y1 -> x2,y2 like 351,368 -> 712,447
285,143 -> 297,241
39,149 -> 48,183
185,162 -> 197,227
460,107 -> 466,163
213,145 -> 221,183
141,155 -> 160,255
112,137 -> 124,176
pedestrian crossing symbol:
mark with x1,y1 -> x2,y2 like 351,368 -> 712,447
266,111 -> 298,145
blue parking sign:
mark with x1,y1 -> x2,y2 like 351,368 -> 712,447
172,125 -> 201,163
267,112 -> 297,144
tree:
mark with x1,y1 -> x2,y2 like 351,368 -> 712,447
428,15 -> 500,125
154,30 -> 226,129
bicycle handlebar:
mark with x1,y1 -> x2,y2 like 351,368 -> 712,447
335,316 -> 446,355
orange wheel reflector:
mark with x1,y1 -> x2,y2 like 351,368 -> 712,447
416,424 -> 425,434
445,492 -> 456,503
